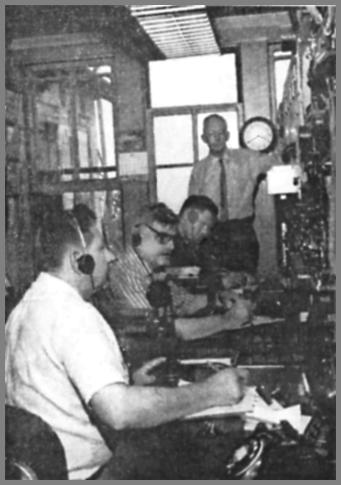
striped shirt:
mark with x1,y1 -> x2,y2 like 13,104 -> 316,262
108,246 -> 207,317
108,246 -> 152,311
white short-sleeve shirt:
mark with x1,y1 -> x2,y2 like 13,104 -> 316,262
5,272 -> 129,480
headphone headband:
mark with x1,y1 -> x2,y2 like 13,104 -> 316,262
67,212 -> 87,249
66,211 -> 95,276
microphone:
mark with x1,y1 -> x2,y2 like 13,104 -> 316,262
146,277 -> 178,386
146,280 -> 172,308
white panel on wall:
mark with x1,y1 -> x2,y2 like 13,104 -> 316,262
157,166 -> 193,213
154,115 -> 193,166
150,54 -> 237,108
119,151 -> 148,176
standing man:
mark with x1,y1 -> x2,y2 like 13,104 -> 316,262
5,203 -> 248,480
188,114 -> 279,274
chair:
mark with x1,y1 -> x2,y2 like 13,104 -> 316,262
5,405 -> 68,480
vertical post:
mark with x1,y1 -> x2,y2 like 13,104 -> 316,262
327,81 -> 336,274
110,56 -> 120,178
146,109 -> 157,203
70,71 -> 80,178
69,71 -> 81,205
19,67 -> 36,292
109,55 -> 125,246
192,109 -> 198,165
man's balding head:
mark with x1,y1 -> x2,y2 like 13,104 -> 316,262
202,114 -> 229,157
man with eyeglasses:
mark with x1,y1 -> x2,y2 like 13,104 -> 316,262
108,203 -> 251,340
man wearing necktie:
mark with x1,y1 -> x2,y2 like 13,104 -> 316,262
188,114 -> 279,274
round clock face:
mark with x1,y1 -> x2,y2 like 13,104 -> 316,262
240,117 -> 277,153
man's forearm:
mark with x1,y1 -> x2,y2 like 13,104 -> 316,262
91,381 -> 216,430
172,289 -> 208,317
175,304 -> 249,340
175,314 -> 226,340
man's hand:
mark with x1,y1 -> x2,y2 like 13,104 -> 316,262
221,271 -> 258,291
132,357 -> 167,386
205,367 -> 249,406
222,297 -> 254,330
217,289 -> 240,310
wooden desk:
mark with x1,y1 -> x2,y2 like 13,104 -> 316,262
93,286 -> 335,479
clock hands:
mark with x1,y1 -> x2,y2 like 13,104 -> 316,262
240,117 -> 277,153
245,134 -> 268,144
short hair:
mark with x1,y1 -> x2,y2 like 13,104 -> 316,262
132,203 -> 178,247
203,114 -> 228,133
38,204 -> 96,271
136,203 -> 178,227
179,195 -> 218,218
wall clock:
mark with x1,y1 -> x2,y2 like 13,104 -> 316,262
240,117 -> 277,153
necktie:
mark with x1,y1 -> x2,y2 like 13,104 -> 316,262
218,158 -> 228,221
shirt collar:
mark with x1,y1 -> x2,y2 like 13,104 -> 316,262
35,272 -> 84,301
209,147 -> 230,163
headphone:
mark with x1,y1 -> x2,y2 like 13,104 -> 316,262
132,225 -> 142,248
67,212 -> 95,275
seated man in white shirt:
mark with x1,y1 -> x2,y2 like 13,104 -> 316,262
5,203 -> 248,480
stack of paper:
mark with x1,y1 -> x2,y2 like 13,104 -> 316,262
245,402 -> 312,435
184,385 -> 312,434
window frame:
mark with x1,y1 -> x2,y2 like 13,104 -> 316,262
147,103 -> 244,204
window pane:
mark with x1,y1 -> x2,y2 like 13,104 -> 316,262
102,99 -> 115,165
78,129 -> 89,170
154,115 -> 193,165
94,98 -> 116,166
150,54 -> 237,107
157,167 -> 193,213
197,110 -> 240,159
274,57 -> 291,108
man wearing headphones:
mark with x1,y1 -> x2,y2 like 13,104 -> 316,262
5,203 -> 248,480
109,202 -> 252,340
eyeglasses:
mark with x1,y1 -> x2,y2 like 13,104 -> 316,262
145,224 -> 176,245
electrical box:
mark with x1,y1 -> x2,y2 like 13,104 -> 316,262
267,165 -> 302,195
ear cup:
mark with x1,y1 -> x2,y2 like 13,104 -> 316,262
77,254 -> 95,275
132,226 -> 142,247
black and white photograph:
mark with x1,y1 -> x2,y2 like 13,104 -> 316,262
4,4 -> 336,480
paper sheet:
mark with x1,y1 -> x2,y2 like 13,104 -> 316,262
244,405 -> 312,435
246,315 -> 285,327
180,357 -> 232,366
183,383 -> 312,434
184,386 -> 264,420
